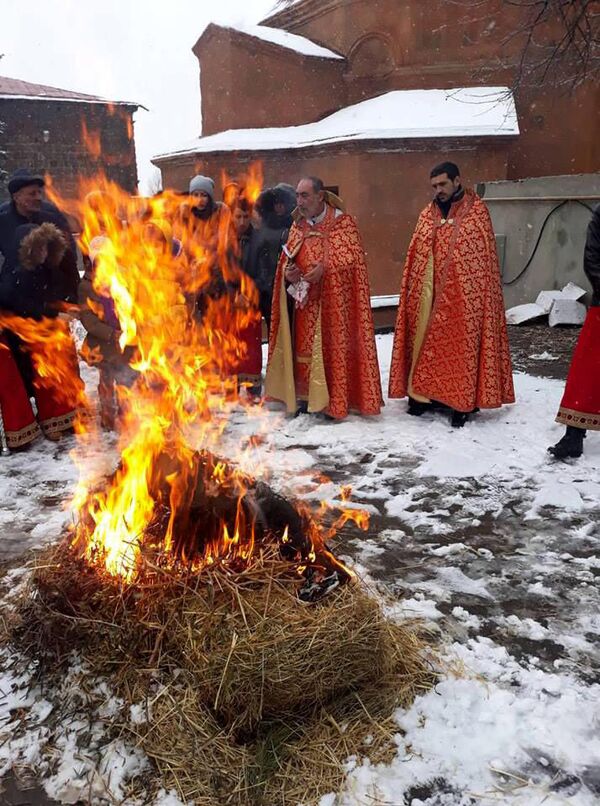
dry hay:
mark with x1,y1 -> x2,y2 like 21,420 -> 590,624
7,543 -> 437,805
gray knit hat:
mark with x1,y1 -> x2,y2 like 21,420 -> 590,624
189,174 -> 215,200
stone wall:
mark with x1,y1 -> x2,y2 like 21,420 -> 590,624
482,173 -> 600,308
195,25 -> 347,136
0,98 -> 138,201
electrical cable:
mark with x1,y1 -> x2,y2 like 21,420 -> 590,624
502,199 -> 595,285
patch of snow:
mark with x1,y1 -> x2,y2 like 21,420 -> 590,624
430,542 -> 470,557
397,595 -> 444,622
526,481 -> 586,519
155,87 -> 518,158
225,22 -> 343,59
335,638 -> 600,805
529,351 -> 559,361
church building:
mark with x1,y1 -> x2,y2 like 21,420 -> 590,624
153,0 -> 598,307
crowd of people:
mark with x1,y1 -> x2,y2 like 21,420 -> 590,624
0,161 -> 597,459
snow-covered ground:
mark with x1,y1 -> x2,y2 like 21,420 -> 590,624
1,333 -> 599,805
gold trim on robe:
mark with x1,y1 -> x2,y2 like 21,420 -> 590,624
407,250 -> 434,403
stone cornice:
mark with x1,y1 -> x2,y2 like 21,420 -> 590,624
262,0 -> 351,33
152,133 -> 517,167
193,22 -> 344,63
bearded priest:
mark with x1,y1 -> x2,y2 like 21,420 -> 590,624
265,177 -> 382,420
388,162 -> 514,427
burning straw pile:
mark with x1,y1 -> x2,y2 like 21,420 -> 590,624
9,527 -> 434,805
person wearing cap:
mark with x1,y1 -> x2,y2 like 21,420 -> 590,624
176,174 -> 233,321
0,169 -> 79,298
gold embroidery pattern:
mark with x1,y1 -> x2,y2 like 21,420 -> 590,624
6,420 -> 42,449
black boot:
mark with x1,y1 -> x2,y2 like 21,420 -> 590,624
294,400 -> 309,418
548,426 -> 585,459
407,397 -> 430,417
451,410 -> 469,428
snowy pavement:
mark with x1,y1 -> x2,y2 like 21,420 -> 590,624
1,332 -> 599,805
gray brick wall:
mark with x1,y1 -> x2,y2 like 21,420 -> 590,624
0,98 -> 138,200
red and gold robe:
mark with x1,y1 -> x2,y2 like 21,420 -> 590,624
265,205 -> 382,419
556,307 -> 600,431
0,335 -> 77,448
389,190 -> 514,413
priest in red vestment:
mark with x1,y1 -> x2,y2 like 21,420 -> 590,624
265,177 -> 382,420
388,162 -> 514,427
549,206 -> 600,459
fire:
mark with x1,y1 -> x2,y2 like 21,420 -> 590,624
0,313 -> 89,430
221,162 -> 264,207
39,169 -> 364,585
81,120 -> 102,160
243,162 -> 264,205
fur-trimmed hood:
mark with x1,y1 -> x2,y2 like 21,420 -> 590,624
17,222 -> 67,271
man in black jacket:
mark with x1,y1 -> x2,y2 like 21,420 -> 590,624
549,206 -> 600,459
0,170 -> 80,414
0,169 -> 79,300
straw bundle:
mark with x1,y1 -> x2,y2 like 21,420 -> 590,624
8,543 -> 436,805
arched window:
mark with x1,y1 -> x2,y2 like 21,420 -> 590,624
348,34 -> 396,79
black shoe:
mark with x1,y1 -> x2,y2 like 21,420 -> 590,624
298,570 -> 342,604
451,410 -> 469,428
548,428 -> 585,459
294,401 -> 309,418
407,397 -> 430,417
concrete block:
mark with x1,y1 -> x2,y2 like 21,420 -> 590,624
560,282 -> 587,301
506,303 -> 546,325
535,290 -> 563,314
549,299 -> 587,327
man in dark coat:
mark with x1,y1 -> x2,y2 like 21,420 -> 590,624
0,171 -> 79,416
0,221 -> 82,444
0,169 -> 79,300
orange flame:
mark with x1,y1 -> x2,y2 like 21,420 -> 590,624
220,162 -> 264,208
37,167 -> 363,585
81,119 -> 102,160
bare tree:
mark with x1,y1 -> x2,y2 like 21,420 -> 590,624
445,0 -> 598,91
501,0 -> 599,90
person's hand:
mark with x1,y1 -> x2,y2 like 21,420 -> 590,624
285,263 -> 301,284
304,262 -> 324,284
57,311 -> 75,322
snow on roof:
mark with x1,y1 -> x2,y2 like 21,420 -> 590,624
0,75 -> 140,107
154,87 -> 518,160
224,22 -> 343,60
